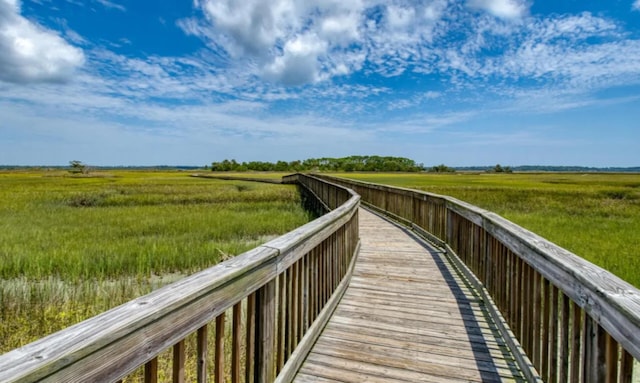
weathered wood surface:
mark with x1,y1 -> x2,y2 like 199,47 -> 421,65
295,209 -> 527,382
316,174 -> 640,379
0,173 -> 360,383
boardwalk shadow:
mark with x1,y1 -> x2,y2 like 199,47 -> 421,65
380,213 -> 525,382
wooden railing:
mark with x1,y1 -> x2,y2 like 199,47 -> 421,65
0,174 -> 360,383
317,174 -> 639,383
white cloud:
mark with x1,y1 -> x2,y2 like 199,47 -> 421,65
0,0 -> 84,83
386,5 -> 416,29
467,0 -> 529,19
95,0 -> 125,12
634,0 -> 640,11
264,33 -> 327,85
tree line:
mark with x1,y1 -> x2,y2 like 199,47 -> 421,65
210,156 -> 426,172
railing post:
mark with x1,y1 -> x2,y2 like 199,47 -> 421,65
256,279 -> 277,383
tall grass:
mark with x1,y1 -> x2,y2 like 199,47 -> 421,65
0,170 -> 311,352
336,172 -> 640,288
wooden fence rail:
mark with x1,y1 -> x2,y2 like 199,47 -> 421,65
0,174 -> 360,383
317,174 -> 640,383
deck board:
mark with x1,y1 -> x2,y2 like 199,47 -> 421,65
293,208 -> 526,382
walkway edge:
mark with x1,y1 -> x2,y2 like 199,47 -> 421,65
276,240 -> 362,383
366,205 -> 542,382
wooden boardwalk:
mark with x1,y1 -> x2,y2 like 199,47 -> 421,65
294,208 -> 527,382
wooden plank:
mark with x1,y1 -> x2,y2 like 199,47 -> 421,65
317,327 -> 518,369
256,280 -> 276,383
197,325 -> 208,383
323,320 -> 509,351
214,313 -> 225,383
245,293 -> 256,383
231,303 -> 242,383
300,353 -> 482,383
144,358 -> 157,383
172,340 -> 185,383
307,338 -> 513,382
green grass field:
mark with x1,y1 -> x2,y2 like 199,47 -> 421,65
335,172 -> 640,288
0,169 -> 311,352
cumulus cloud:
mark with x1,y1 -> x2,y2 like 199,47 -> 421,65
263,33 -> 328,85
186,0 -> 530,85
633,0 -> 640,11
192,0 -> 369,85
467,0 -> 529,19
0,0 -> 84,83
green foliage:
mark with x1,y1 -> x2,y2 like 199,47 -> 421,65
486,164 -> 512,173
68,160 -> 89,174
211,155 -> 425,172
429,164 -> 456,173
336,172 -> 640,288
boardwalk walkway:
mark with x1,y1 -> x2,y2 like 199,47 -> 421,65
294,208 -> 527,382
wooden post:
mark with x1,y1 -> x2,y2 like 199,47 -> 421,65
215,313 -> 225,383
144,357 -> 158,383
197,325 -> 208,383
256,280 -> 276,383
232,303 -> 242,383
172,340 -> 185,383
245,293 -> 256,383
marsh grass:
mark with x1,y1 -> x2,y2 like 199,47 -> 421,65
0,170 -> 311,352
336,172 -> 640,287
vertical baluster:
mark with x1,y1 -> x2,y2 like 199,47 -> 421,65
605,333 -> 618,383
521,262 -> 530,355
511,255 -> 521,338
619,349 -> 633,383
256,280 -> 276,383
277,272 -> 286,372
173,340 -> 185,383
197,325 -> 208,383
245,293 -> 256,383
582,319 -> 607,383
549,284 -> 559,383
231,303 -> 242,383
285,267 -> 293,359
570,303 -> 582,383
215,313 -> 225,383
559,292 -> 570,382
291,261 -> 299,349
532,271 -> 542,370
542,279 -> 551,380
144,357 -> 158,383
298,258 -> 305,340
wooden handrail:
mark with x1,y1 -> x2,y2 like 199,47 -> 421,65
316,174 -> 639,382
0,174 -> 360,383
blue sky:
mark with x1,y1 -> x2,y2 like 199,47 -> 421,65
1,0 -> 639,167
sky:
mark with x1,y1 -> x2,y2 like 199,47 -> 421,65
1,0 -> 640,167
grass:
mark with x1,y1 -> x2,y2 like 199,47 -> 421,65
334,172 -> 640,288
0,169 -> 311,352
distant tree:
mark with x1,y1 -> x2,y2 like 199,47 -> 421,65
69,160 -> 89,174
429,164 -> 456,173
487,164 -> 512,173
210,156 -> 425,173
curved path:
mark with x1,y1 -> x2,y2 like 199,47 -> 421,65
294,208 -> 527,382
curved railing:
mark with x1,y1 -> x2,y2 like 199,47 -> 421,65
0,174 -> 360,383
317,174 -> 639,383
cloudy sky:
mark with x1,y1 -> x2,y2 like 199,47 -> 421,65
1,0 -> 639,167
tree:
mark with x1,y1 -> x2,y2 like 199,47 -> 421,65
429,164 -> 456,173
69,160 -> 88,174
